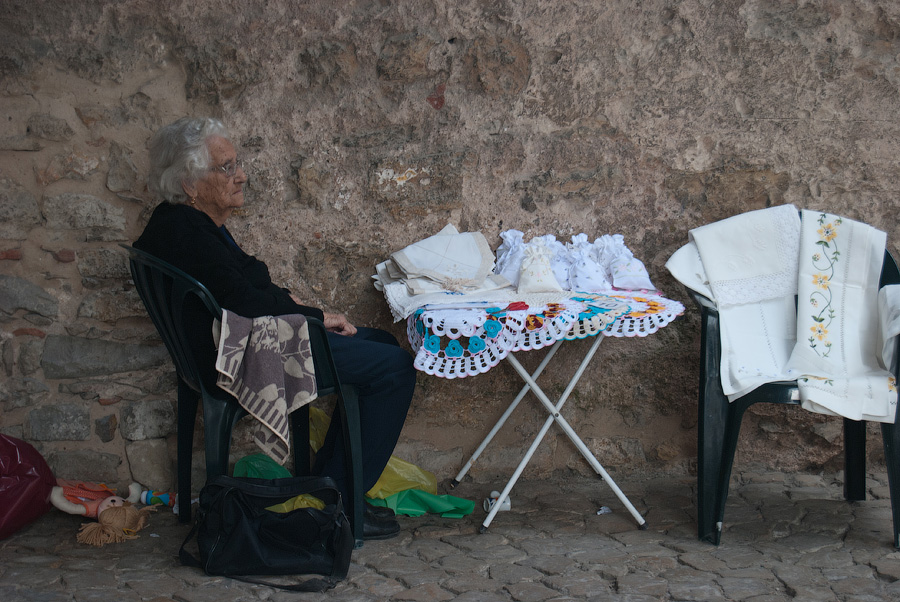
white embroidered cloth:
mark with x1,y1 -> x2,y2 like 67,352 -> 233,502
213,311 -> 318,464
788,210 -> 895,422
375,223 -> 514,320
667,207 -> 898,422
381,277 -> 513,321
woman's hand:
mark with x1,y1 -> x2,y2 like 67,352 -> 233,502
290,294 -> 356,336
323,312 -> 357,336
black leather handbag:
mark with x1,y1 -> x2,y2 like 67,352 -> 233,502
179,475 -> 353,592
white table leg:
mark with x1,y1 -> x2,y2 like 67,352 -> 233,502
451,340 -> 565,487
482,335 -> 647,531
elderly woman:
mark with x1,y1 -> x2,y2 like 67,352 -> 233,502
135,117 -> 415,540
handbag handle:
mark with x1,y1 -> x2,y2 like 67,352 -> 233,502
208,475 -> 344,507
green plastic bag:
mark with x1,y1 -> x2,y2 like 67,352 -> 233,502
368,489 -> 475,518
233,453 -> 292,479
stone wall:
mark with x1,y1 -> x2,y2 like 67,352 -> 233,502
2,0 -> 899,494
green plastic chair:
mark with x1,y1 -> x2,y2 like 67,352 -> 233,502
688,250 -> 900,548
122,245 -> 364,546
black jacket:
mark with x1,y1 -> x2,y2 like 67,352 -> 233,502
134,201 -> 323,390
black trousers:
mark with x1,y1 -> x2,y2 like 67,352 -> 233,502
313,327 -> 416,509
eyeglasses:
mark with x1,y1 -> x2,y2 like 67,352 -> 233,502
211,159 -> 244,179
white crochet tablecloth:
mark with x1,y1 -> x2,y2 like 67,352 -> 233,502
407,291 -> 685,379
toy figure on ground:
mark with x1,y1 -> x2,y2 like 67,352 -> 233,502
76,502 -> 155,547
140,489 -> 177,508
50,479 -> 142,518
49,479 -> 155,547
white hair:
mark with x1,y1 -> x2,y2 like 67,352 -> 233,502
147,117 -> 229,203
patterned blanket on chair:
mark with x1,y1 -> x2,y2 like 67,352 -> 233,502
213,310 -> 318,464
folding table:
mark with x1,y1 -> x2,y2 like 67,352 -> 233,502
407,291 -> 684,532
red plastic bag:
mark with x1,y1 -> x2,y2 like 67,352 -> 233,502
0,434 -> 55,540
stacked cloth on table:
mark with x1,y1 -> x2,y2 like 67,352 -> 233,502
374,224 -> 658,321
213,310 -> 318,463
374,223 -> 513,320
666,205 -> 899,423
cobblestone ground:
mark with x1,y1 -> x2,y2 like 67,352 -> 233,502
2,471 -> 899,601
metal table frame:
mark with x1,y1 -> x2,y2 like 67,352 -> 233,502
449,333 -> 648,532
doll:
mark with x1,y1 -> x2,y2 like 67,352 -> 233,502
75,503 -> 155,547
49,479 -> 154,546
49,479 -> 142,518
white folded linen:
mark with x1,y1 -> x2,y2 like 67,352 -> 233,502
664,241 -> 712,301
719,296 -> 799,400
381,276 -> 514,321
667,207 -> 898,423
389,223 -> 495,291
689,204 -> 800,307
670,205 -> 801,399
879,285 -> 900,371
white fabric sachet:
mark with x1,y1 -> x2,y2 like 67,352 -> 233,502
610,253 -> 655,291
494,229 -> 526,287
517,242 -> 564,293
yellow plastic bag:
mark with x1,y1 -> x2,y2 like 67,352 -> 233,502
309,406 -> 331,453
308,407 -> 437,499
266,494 -> 325,513
366,455 -> 437,500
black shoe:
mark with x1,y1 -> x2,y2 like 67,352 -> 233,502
365,502 -> 395,519
363,514 -> 400,540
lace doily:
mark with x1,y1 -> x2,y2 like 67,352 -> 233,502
409,292 -> 685,378
563,293 -> 635,340
409,294 -> 637,379
604,293 -> 685,337
420,309 -> 487,338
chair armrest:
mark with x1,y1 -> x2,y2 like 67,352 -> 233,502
688,290 -> 717,315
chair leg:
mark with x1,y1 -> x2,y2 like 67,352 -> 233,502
843,418 -> 866,501
201,394 -> 245,480
712,399 -> 753,546
335,384 -> 364,548
881,422 -> 900,549
697,306 -> 741,544
291,405 -> 312,476
176,379 -> 199,523
698,393 -> 726,542
698,381 -> 741,544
